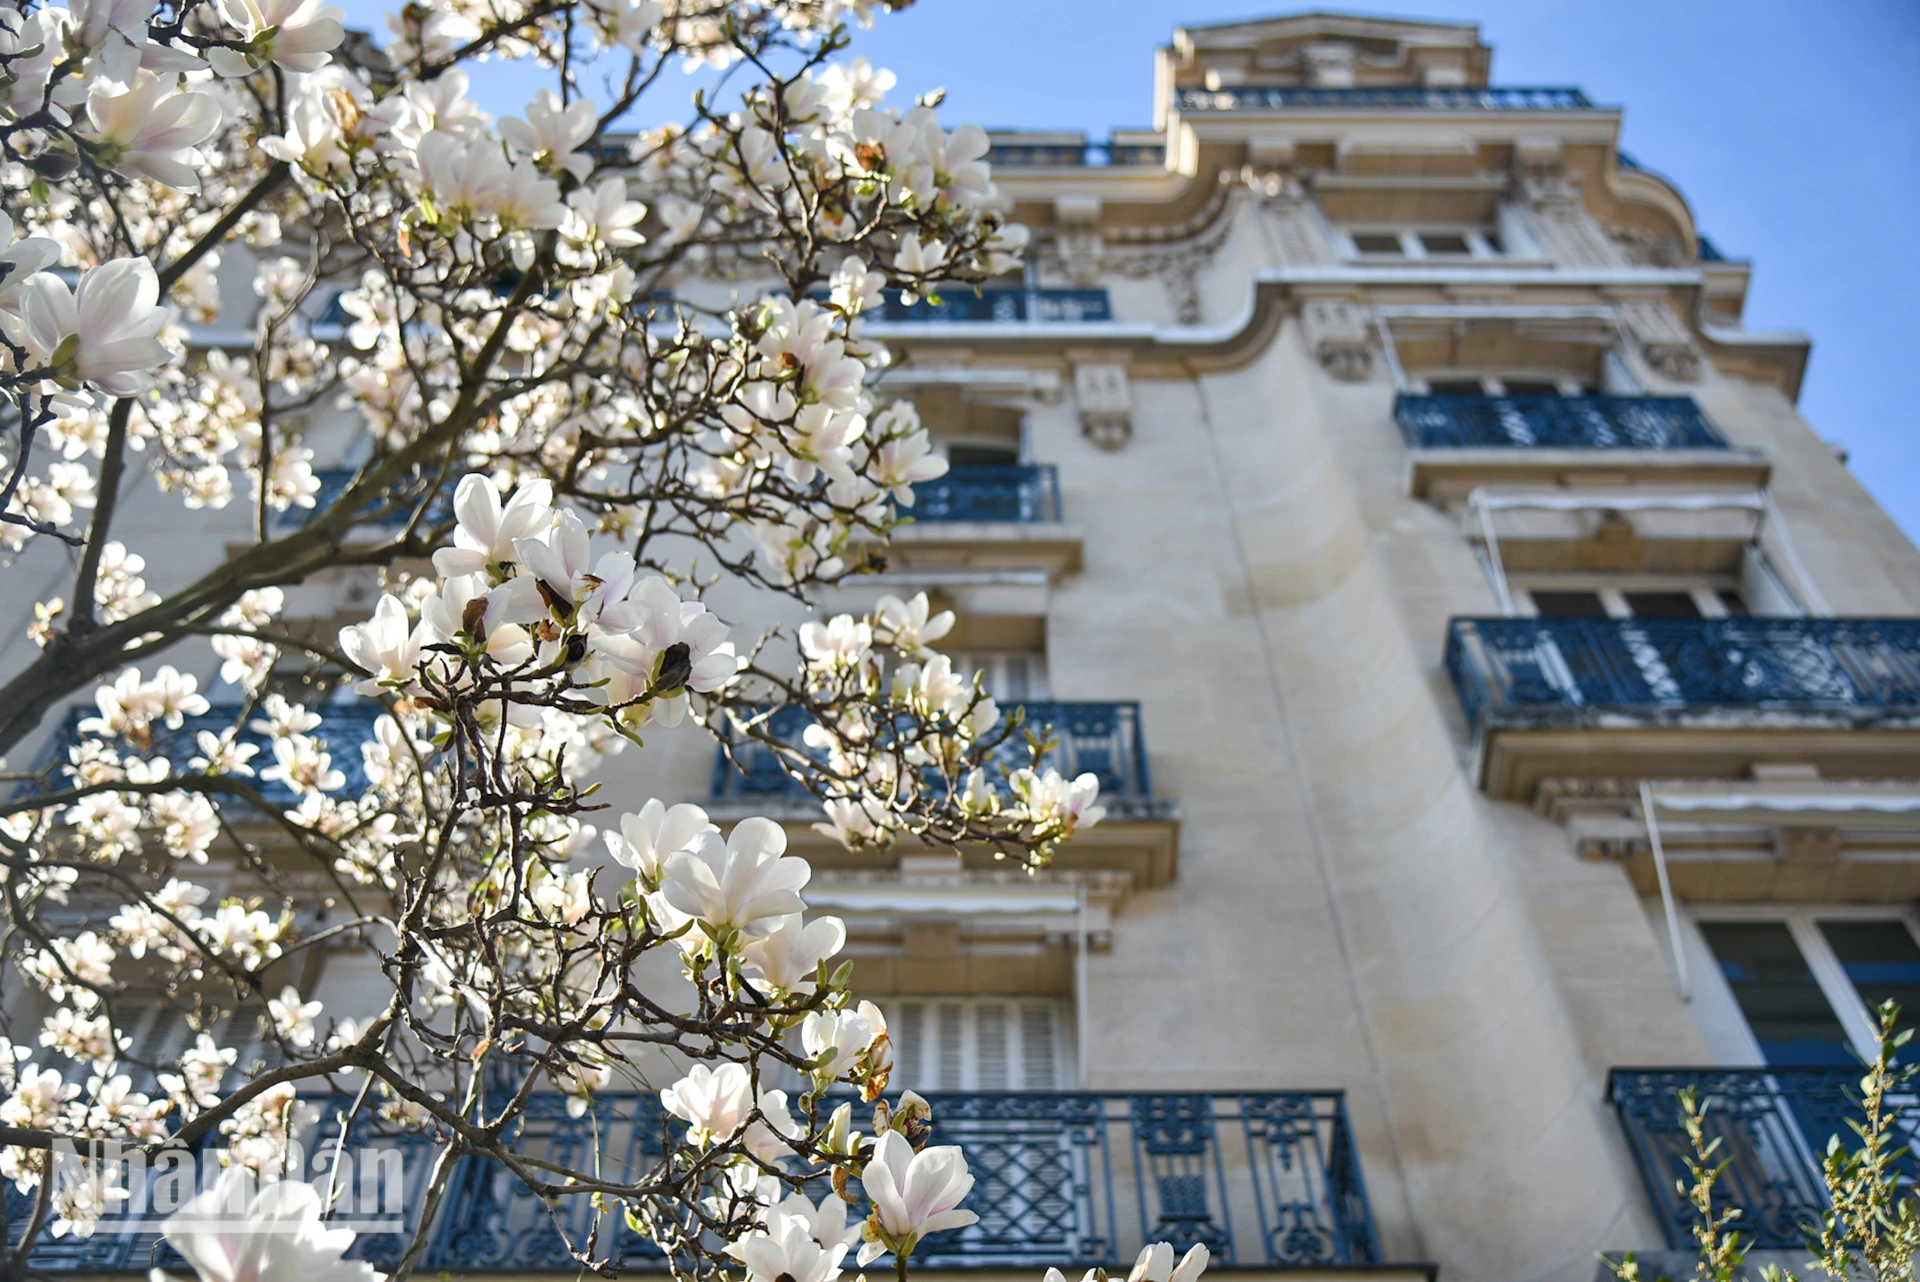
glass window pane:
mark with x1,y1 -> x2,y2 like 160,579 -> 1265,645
1481,231 -> 1504,255
1425,378 -> 1486,396
1718,589 -> 1751,617
1500,380 -> 1562,397
1530,591 -> 1610,618
1817,920 -> 1920,1048
1351,232 -> 1403,254
1699,922 -> 1855,1066
1420,232 -> 1472,255
1624,591 -> 1703,618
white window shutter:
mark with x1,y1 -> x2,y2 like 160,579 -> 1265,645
881,998 -> 1069,1091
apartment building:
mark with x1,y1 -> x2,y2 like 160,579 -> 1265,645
10,11 -> 1919,1282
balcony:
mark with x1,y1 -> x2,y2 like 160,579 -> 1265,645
875,289 -> 1113,324
1609,1067 -> 1916,1249
30,700 -> 382,806
710,701 -> 1175,882
912,466 -> 1062,524
1174,85 -> 1593,113
276,467 -> 455,530
713,701 -> 1152,802
888,464 -> 1082,580
990,142 -> 1166,168
1394,395 -> 1768,502
7,1092 -> 1385,1272
1446,617 -> 1920,799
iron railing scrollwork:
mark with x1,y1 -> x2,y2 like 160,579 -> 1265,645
710,701 -> 1152,800
876,289 -> 1113,324
1175,85 -> 1592,113
989,144 -> 1165,168
8,1092 -> 1379,1271
1609,1067 -> 1920,1249
1395,394 -> 1728,451
30,700 -> 384,806
909,466 -> 1063,524
1446,617 -> 1920,731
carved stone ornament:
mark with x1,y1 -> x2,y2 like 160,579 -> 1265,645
1617,299 -> 1702,381
1300,298 -> 1375,381
1516,174 -> 1623,269
1073,361 -> 1133,451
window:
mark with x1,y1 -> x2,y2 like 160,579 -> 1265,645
1341,227 -> 1504,260
1498,379 -> 1563,398
1351,232 -> 1404,255
1692,911 -> 1920,1066
1530,591 -> 1610,618
1518,584 -> 1755,620
882,997 -> 1070,1091
947,443 -> 1021,468
951,652 -> 1049,701
1622,591 -> 1702,619
1425,378 -> 1487,396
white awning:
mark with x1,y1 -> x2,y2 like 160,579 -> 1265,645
1471,490 -> 1767,513
803,882 -> 1082,917
1647,788 -> 1920,827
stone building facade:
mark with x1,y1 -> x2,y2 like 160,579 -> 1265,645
8,11 -> 1920,1282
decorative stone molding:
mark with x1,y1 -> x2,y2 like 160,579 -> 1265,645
1516,174 -> 1623,269
1617,298 -> 1702,381
1300,298 -> 1375,381
1072,359 -> 1133,451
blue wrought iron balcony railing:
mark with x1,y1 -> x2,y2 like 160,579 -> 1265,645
274,467 -> 457,530
1446,617 -> 1920,733
1610,1067 -> 1918,1249
712,701 -> 1151,800
877,289 -> 1112,324
1175,85 -> 1593,112
909,465 -> 1062,524
990,142 -> 1166,168
6,1091 -> 1380,1271
31,700 -> 382,805
1395,394 -> 1729,451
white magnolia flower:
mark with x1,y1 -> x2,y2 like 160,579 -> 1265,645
1119,1243 -> 1211,1282
872,592 -> 954,657
726,1210 -> 848,1282
800,1000 -> 885,1077
856,1129 -> 978,1264
658,1061 -> 752,1145
604,799 -> 715,885
83,71 -> 223,190
657,817 -> 810,943
338,594 -> 426,695
9,258 -> 173,396
741,913 -> 846,998
161,1165 -> 380,1282
432,474 -> 555,578
210,0 -> 346,76
501,88 -> 597,180
268,986 -> 323,1048
771,1190 -> 863,1251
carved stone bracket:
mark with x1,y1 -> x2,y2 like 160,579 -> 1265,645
1300,298 -> 1376,381
1516,174 -> 1623,269
1616,298 -> 1702,381
1072,359 -> 1133,451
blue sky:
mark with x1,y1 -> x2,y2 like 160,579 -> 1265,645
338,1 -> 1920,540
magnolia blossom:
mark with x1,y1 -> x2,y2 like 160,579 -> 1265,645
741,914 -> 847,998
659,1061 -> 753,1145
657,817 -> 810,943
338,594 -> 426,695
432,475 -> 556,577
605,799 -> 716,884
160,1166 -> 380,1282
210,0 -> 346,76
726,1209 -> 848,1282
856,1129 -> 978,1265
9,258 -> 173,396
83,71 -> 223,190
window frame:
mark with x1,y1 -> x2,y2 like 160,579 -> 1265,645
1514,578 -> 1743,620
1336,225 -> 1507,262
1681,904 -> 1920,1066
